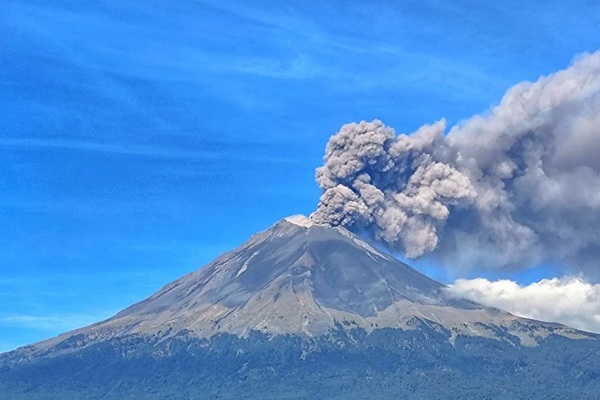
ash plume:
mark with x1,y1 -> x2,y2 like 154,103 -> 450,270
311,51 -> 600,272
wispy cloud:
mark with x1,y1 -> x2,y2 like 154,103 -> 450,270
0,312 -> 115,353
0,312 -> 113,332
0,138 -> 302,164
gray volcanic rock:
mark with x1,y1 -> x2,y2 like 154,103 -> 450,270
3,216 -> 600,400
10,215 -> 590,362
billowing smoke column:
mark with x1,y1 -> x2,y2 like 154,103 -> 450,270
311,51 -> 600,272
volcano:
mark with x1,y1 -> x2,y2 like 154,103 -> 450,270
2,216 -> 600,399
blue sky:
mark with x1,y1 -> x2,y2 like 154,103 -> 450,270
1,0 -> 599,351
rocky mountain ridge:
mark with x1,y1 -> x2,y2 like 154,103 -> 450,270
2,216 -> 600,399
6,215 -> 591,364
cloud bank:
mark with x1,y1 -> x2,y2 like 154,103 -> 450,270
311,51 -> 600,272
446,277 -> 600,334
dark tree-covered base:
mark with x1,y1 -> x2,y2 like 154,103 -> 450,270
2,326 -> 600,400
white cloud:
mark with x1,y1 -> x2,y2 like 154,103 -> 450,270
446,276 -> 600,334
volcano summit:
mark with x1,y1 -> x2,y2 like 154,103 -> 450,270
2,217 -> 600,399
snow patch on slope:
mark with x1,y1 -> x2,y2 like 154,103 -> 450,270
285,215 -> 314,228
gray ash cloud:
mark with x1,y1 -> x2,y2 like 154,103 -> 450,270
310,51 -> 600,272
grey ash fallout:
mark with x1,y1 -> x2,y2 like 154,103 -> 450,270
310,51 -> 600,275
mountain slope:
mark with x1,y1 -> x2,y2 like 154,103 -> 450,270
1,216 -> 599,399
9,215 -> 589,361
